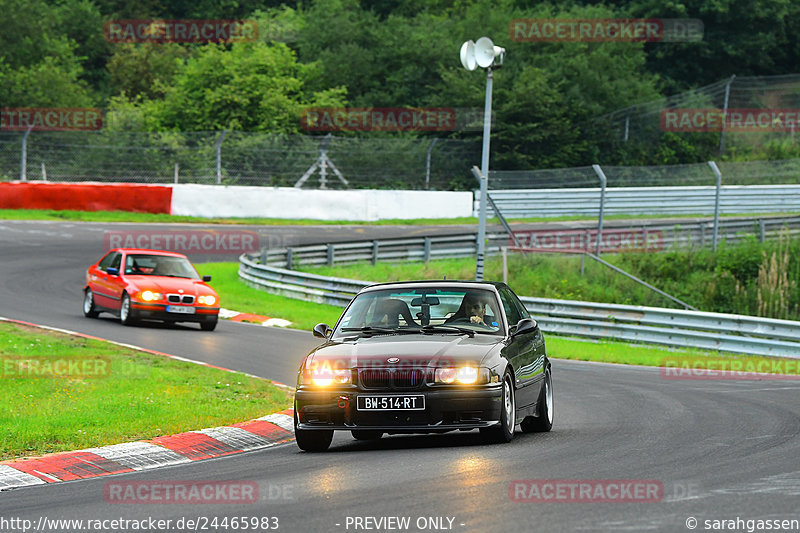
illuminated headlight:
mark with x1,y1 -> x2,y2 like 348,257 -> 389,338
310,365 -> 352,387
140,290 -> 162,302
434,366 -> 487,385
198,295 -> 217,306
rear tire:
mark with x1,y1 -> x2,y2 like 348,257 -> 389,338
294,404 -> 332,452
521,367 -> 553,433
119,293 -> 136,326
351,430 -> 383,441
480,372 -> 516,444
83,288 -> 99,318
200,317 -> 218,331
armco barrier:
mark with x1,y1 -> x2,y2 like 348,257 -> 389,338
477,185 -> 800,218
239,253 -> 800,358
0,182 -> 172,214
253,216 -> 800,268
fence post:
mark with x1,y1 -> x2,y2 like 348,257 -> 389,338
502,246 -> 508,283
718,75 -> 736,154
423,237 -> 431,263
372,240 -> 379,265
41,161 -> 47,181
286,248 -> 294,270
327,244 -> 334,266
20,126 -> 33,181
425,138 -> 439,190
708,161 -> 723,251
759,219 -> 766,242
215,130 -> 227,185
592,164 -> 607,255
174,163 -> 179,184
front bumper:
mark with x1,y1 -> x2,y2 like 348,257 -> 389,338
295,386 -> 503,433
130,302 -> 219,323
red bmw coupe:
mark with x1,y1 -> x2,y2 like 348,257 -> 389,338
83,248 -> 220,331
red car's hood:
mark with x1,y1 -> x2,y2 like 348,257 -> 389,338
127,276 -> 215,296
307,334 -> 502,369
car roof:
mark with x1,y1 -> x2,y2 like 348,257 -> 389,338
359,280 -> 508,293
109,248 -> 188,258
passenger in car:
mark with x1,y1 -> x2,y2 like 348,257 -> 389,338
371,298 -> 420,327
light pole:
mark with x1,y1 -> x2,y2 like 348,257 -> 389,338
460,37 -> 505,281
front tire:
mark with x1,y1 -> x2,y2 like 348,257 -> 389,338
83,288 -> 99,318
200,317 -> 218,331
119,293 -> 136,326
294,404 -> 332,452
521,367 -> 553,433
481,372 -> 516,444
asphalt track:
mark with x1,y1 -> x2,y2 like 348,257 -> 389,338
2,220 -> 800,533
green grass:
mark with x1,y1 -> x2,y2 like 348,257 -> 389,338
198,262 -> 343,330
0,321 -> 292,461
2,207 -> 795,226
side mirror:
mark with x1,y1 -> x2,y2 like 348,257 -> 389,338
106,267 -> 119,276
202,275 -> 212,282
512,317 -> 539,337
313,323 -> 332,339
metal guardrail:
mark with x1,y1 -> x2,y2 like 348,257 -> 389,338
256,216 -> 800,268
477,185 -> 800,218
239,253 -> 800,358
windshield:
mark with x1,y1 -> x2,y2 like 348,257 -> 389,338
123,254 -> 200,279
334,287 -> 503,337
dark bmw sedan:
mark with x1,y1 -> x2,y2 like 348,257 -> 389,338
293,280 -> 553,452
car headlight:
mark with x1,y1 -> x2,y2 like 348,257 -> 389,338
434,366 -> 486,385
198,295 -> 216,306
140,290 -> 162,302
308,364 -> 352,387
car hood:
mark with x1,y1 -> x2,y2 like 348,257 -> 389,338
307,334 -> 503,369
127,276 -> 215,295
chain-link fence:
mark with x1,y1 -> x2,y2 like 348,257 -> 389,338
595,74 -> 800,153
488,158 -> 800,189
0,131 -> 480,190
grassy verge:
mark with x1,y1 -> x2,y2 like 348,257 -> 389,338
0,321 -> 291,461
202,262 -> 800,376
198,262 -> 343,330
1,208 -> 794,226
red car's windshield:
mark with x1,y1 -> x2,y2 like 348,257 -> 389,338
123,254 -> 200,279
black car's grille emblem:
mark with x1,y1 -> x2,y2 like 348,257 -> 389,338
359,369 -> 425,389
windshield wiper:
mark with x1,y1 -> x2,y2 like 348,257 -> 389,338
341,326 -> 428,337
421,325 -> 475,338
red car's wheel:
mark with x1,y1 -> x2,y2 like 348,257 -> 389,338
119,293 -> 137,326
83,288 -> 99,318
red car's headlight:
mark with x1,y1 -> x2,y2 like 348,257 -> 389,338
197,295 -> 217,306
139,290 -> 162,302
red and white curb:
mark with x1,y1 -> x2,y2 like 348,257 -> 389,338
219,308 -> 292,328
0,410 -> 295,492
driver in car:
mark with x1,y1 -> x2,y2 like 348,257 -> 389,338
445,291 -> 496,326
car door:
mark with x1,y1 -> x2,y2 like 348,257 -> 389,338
91,251 -> 122,309
499,287 -> 540,409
